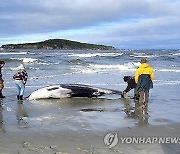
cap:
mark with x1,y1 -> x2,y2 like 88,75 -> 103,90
123,76 -> 129,82
140,58 -> 147,63
0,61 -> 5,64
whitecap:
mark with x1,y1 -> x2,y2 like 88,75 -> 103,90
89,62 -> 140,71
171,53 -> 180,56
22,58 -> 38,63
156,69 -> 180,73
10,64 -> 25,71
10,58 -> 38,63
0,52 -> 27,55
154,80 -> 180,85
70,61 -> 141,74
68,52 -> 123,58
80,68 -> 99,74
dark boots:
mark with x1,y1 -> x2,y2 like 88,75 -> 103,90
20,95 -> 23,100
17,95 -> 23,101
0,92 -> 5,98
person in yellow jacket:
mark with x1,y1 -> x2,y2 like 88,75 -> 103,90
135,58 -> 154,111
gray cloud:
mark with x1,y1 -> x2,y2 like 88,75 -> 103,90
68,16 -> 180,49
0,0 -> 180,48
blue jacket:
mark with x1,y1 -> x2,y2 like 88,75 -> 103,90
136,74 -> 153,92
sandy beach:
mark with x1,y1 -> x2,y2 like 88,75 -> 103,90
0,117 -> 180,154
0,92 -> 180,154
0,49 -> 180,153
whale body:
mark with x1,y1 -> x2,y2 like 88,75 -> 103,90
28,84 -> 122,100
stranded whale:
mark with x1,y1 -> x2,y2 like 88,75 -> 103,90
28,84 -> 123,100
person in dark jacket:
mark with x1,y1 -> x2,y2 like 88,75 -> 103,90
0,61 -> 5,98
13,69 -> 28,100
123,76 -> 139,100
135,58 -> 154,111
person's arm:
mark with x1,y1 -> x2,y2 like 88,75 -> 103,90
124,81 -> 133,93
24,73 -> 28,84
22,71 -> 28,84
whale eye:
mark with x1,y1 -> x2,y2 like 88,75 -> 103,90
47,87 -> 59,91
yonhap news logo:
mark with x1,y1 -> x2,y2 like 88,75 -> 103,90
104,132 -> 180,148
119,137 -> 180,144
104,132 -> 118,148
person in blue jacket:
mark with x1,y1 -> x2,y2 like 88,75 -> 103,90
13,69 -> 28,101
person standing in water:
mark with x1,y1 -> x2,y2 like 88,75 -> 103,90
0,61 -> 5,98
135,58 -> 154,111
13,69 -> 28,101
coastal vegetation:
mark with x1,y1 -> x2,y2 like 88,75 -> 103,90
1,39 -> 115,50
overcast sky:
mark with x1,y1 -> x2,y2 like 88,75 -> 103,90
0,0 -> 180,49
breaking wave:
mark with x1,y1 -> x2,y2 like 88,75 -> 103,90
0,52 -> 28,55
10,58 -> 38,63
68,52 -> 123,58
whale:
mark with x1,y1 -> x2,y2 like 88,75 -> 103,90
28,84 -> 123,100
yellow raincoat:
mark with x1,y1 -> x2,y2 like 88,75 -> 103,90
135,63 -> 154,83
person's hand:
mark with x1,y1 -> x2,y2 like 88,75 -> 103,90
0,64 -> 4,68
123,91 -> 126,95
122,91 -> 128,98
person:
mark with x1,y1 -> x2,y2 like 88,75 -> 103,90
135,58 -> 154,111
123,76 -> 139,100
0,61 -> 5,98
13,69 -> 28,100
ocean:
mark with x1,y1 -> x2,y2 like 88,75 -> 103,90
0,49 -> 180,132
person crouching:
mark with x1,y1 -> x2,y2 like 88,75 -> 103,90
13,69 -> 28,101
123,76 -> 139,100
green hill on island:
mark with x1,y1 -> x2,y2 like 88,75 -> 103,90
1,39 -> 115,50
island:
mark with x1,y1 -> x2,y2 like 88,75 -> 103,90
1,39 -> 116,50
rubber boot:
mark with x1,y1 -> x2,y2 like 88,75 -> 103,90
19,95 -> 23,100
17,95 -> 20,100
0,92 -> 5,98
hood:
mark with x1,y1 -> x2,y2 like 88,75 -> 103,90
140,63 -> 149,68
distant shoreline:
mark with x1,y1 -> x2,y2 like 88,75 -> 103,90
1,39 -> 116,50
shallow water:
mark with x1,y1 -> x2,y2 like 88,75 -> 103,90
0,49 -> 180,133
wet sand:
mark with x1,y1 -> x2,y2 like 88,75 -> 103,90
0,85 -> 180,154
0,120 -> 180,154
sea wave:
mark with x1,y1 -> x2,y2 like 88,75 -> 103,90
70,62 -> 141,74
165,53 -> 180,58
89,62 -> 140,71
171,53 -> 180,56
130,53 -> 158,58
156,69 -> 180,73
10,64 -> 25,71
0,52 -> 28,55
68,52 -> 123,58
154,80 -> 180,85
10,58 -> 38,63
129,52 -> 180,59
10,58 -> 49,65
